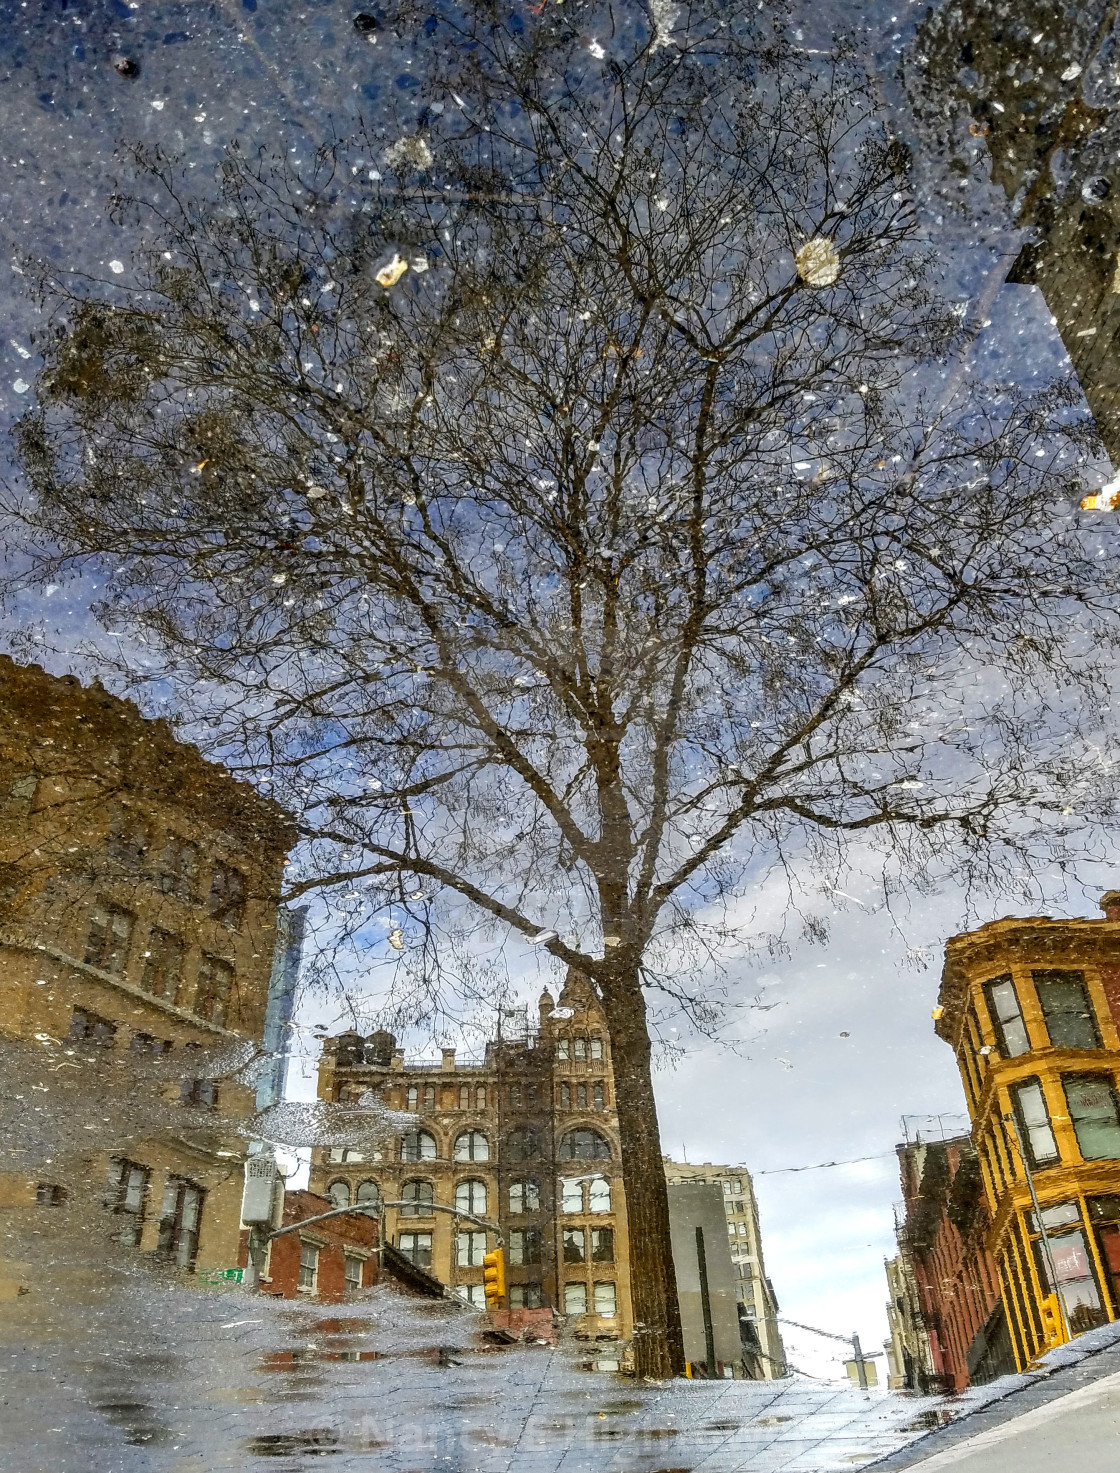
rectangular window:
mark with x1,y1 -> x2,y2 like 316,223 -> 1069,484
589,1038 -> 603,1060
157,1177 -> 204,1268
158,836 -> 198,899
593,1281 -> 617,1317
1011,1079 -> 1060,1167
107,809 -> 149,867
527,1083 -> 540,1107
984,975 -> 1031,1058
345,1255 -> 363,1292
591,1227 -> 614,1262
140,928 -> 184,1003
510,1180 -> 540,1214
207,864 -> 245,929
561,1178 -> 583,1214
129,1032 -> 170,1057
457,1230 -> 487,1267
180,1077 -> 217,1109
454,1284 -> 486,1308
1035,971 -> 1101,1051
509,1228 -> 542,1266
563,1228 -> 586,1264
576,1083 -> 587,1108
564,1281 -> 588,1315
1064,1075 -> 1120,1161
194,954 -> 233,1027
106,1158 -> 149,1246
69,1007 -> 117,1046
509,1283 -> 543,1309
84,905 -> 134,976
299,1241 -> 319,1291
574,1038 -> 587,1060
557,1039 -> 569,1061
560,1083 -> 571,1109
592,1083 -> 605,1109
398,1232 -> 433,1269
509,1085 -> 522,1109
588,1176 -> 611,1213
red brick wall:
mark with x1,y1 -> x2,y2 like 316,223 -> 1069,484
238,1190 -> 379,1299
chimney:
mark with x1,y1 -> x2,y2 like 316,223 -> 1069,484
1101,891 -> 1120,921
441,1047 -> 457,1071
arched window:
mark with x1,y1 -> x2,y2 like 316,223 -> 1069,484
453,1130 -> 489,1162
355,1180 -> 381,1206
505,1127 -> 541,1162
459,1084 -> 471,1109
400,1129 -> 437,1162
423,1083 -> 436,1110
509,1179 -> 540,1214
593,1082 -> 605,1109
559,1083 -> 571,1109
327,1180 -> 351,1209
475,1084 -> 487,1109
558,1128 -> 611,1161
455,1179 -> 487,1215
400,1179 -> 434,1216
406,1085 -> 419,1111
574,1037 -> 588,1060
589,1175 -> 612,1213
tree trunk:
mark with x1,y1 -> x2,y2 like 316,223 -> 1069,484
604,975 -> 685,1379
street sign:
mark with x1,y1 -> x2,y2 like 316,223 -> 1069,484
200,1268 -> 244,1284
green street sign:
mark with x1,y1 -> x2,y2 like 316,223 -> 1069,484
201,1268 -> 244,1283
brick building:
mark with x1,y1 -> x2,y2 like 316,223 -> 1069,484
247,1190 -> 380,1299
890,1132 -> 1011,1391
0,656 -> 297,1293
308,969 -> 633,1346
935,895 -> 1120,1369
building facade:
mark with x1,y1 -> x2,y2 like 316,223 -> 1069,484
662,1158 -> 786,1378
308,970 -> 633,1346
936,895 -> 1120,1369
666,1181 -> 749,1378
889,1133 -> 1011,1391
0,656 -> 296,1291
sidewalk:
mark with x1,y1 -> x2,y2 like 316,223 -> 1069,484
867,1321 -> 1120,1471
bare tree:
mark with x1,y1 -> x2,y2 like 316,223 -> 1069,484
8,1 -> 1118,1375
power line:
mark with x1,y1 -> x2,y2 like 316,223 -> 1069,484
755,1151 -> 896,1175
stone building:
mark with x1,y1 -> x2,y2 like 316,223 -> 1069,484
935,893 -> 1120,1369
884,1249 -> 936,1392
662,1157 -> 786,1378
308,969 -> 633,1347
0,656 -> 297,1292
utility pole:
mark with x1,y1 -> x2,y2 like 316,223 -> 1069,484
850,1332 -> 869,1391
1003,1112 -> 1072,1345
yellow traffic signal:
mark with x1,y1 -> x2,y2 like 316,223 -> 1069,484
482,1248 -> 506,1305
1039,1294 -> 1068,1349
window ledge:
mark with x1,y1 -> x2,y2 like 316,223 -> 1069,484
2,932 -> 242,1038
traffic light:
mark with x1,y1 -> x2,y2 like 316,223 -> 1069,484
1039,1294 -> 1068,1349
482,1248 -> 506,1306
